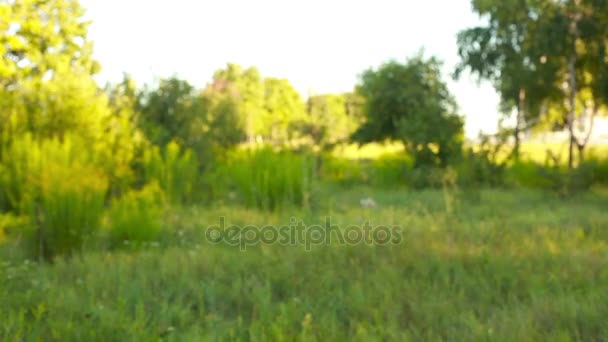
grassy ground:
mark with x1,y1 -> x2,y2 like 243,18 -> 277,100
1,186 -> 608,341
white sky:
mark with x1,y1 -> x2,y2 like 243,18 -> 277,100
80,0 -> 501,138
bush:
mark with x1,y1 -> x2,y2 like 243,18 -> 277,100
216,147 -> 315,211
31,162 -> 108,261
0,134 -> 42,214
0,136 -> 107,261
105,183 -> 164,248
456,149 -> 506,188
506,160 -> 595,196
586,152 -> 608,185
142,141 -> 199,204
404,167 -> 446,189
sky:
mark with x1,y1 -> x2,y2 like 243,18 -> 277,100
80,0 -> 502,138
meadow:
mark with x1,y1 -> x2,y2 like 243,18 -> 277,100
1,176 -> 608,340
3,0 -> 608,339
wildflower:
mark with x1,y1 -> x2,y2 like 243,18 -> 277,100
360,197 -> 377,208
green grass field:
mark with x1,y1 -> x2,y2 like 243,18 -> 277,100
1,186 -> 607,341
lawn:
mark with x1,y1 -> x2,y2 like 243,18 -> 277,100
1,186 -> 608,341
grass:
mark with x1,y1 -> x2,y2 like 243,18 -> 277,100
104,182 -> 165,249
1,186 -> 608,340
212,147 -> 316,211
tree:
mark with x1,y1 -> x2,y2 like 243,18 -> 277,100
102,75 -> 146,194
305,93 -> 362,147
0,0 -> 99,89
0,0 -> 108,143
455,0 -> 564,161
208,63 -> 265,142
137,77 -> 202,149
353,54 -> 464,167
206,63 -> 310,146
262,77 -> 306,144
456,0 -> 608,167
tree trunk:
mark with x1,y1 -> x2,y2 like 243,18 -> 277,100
567,30 -> 577,169
514,88 -> 526,162
574,104 -> 598,165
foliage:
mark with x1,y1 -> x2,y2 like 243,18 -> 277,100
31,162 -> 107,262
137,78 -> 210,154
0,0 -> 100,89
304,93 -> 363,147
353,53 -> 464,167
456,0 -> 608,166
205,63 -> 265,143
214,147 -> 315,211
4,136 -> 108,261
141,141 -> 199,205
105,182 -> 164,249
262,77 -> 307,144
101,75 -> 147,196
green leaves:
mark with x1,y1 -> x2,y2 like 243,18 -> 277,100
353,54 -> 463,167
0,0 -> 97,89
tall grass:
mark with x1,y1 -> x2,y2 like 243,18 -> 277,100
215,147 -> 315,211
142,141 -> 199,204
0,134 -> 41,214
0,135 -> 108,260
105,182 -> 165,248
33,162 -> 108,261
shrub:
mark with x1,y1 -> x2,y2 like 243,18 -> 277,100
105,182 -> 164,248
456,148 -> 506,188
142,141 -> 199,204
0,135 -> 107,261
0,134 -> 41,214
403,167 -> 446,189
586,152 -> 608,185
506,160 -> 595,196
31,162 -> 108,261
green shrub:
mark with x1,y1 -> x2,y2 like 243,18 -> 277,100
0,134 -> 41,213
142,141 -> 199,204
506,160 -> 595,196
586,152 -> 608,185
0,213 -> 28,244
216,147 -> 315,211
32,162 -> 108,261
105,183 -> 164,248
456,149 -> 506,188
0,136 -> 107,261
404,167 -> 446,189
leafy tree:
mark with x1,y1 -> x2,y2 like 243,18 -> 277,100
208,63 -> 265,142
305,93 -> 362,147
353,54 -> 464,167
102,75 -> 146,194
0,0 -> 104,141
0,0 -> 99,89
137,77 -> 202,149
262,77 -> 306,144
455,0 -> 564,160
137,75 -> 246,166
457,0 -> 608,167
206,63 -> 310,146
